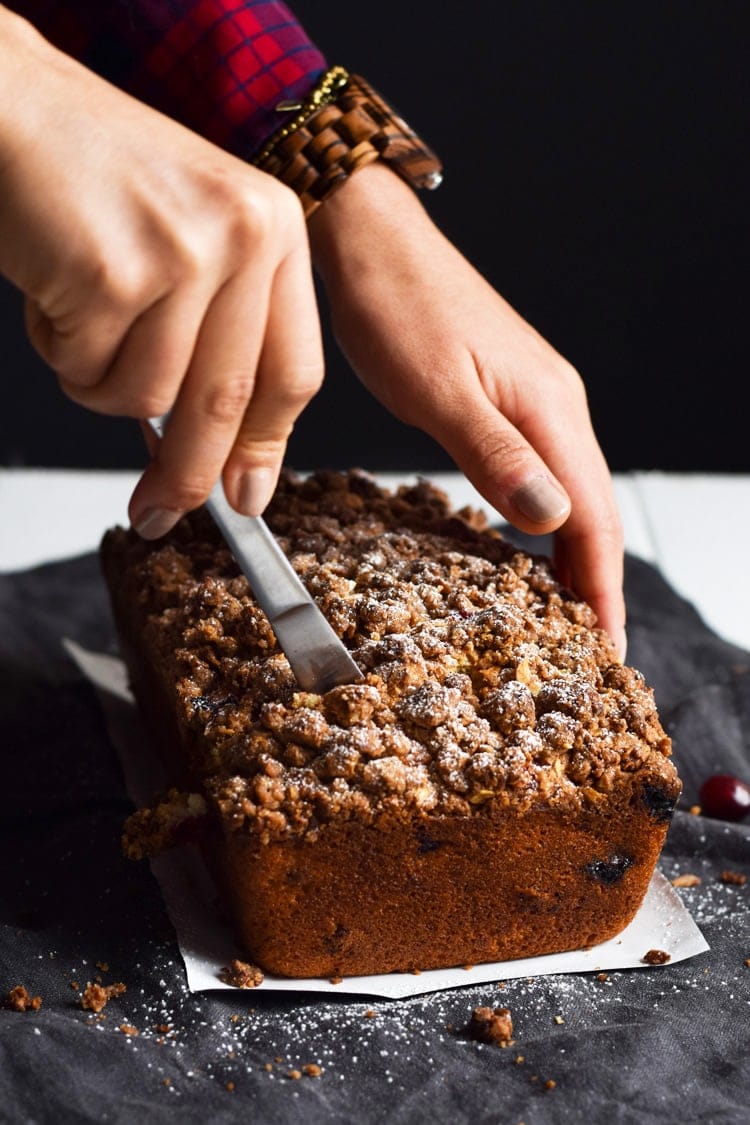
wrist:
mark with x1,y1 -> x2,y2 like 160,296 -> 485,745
0,6 -> 51,79
0,10 -> 65,155
308,162 -> 433,285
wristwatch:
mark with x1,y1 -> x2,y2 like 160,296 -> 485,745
252,67 -> 443,218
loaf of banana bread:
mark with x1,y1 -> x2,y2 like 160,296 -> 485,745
101,469 -> 680,978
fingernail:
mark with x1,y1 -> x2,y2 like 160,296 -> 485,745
133,507 -> 183,540
511,476 -> 569,524
617,628 -> 628,663
238,468 -> 277,516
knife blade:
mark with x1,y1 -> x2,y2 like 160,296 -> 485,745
146,417 -> 363,694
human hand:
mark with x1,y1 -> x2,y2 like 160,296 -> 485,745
0,7 -> 323,537
309,164 -> 626,658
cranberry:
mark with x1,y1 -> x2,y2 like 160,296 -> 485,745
698,774 -> 750,822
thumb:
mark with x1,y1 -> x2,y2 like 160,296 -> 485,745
430,395 -> 571,534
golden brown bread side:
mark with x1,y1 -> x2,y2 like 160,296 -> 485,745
101,469 -> 681,978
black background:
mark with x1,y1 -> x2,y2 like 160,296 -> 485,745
1,0 -> 747,473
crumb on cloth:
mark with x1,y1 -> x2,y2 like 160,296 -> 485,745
6,986 -> 42,1012
671,873 -> 701,887
720,870 -> 747,886
80,981 -> 126,1012
466,1005 -> 513,1046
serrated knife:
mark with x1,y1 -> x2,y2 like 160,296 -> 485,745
147,417 -> 363,694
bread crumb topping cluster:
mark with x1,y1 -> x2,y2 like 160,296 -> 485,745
110,470 -> 675,846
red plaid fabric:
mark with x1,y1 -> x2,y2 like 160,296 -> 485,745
11,1 -> 327,158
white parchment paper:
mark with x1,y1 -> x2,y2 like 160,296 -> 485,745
65,639 -> 710,999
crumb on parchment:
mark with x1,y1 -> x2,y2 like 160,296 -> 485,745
642,949 -> 671,965
220,959 -> 264,989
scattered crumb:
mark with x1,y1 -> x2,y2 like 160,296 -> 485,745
544,1079 -> 557,1090
596,973 -> 609,982
80,981 -> 126,1013
364,1010 -> 377,1019
553,1015 -> 564,1024
466,1006 -> 513,1047
119,1024 -> 139,1036
462,964 -> 474,971
220,959 -> 264,989
720,870 -> 747,886
302,1063 -> 322,1077
515,1055 -> 525,1065
689,805 -> 701,815
672,873 -> 702,887
411,968 -> 422,976
226,1082 -> 235,1092
329,977 -> 343,985
156,1024 -> 171,1034
162,1078 -> 171,1088
70,981 -> 79,992
642,949 -> 671,965
95,961 -> 109,973
744,958 -> 750,968
263,1063 -> 273,1073
6,986 -> 42,1012
274,1056 -> 283,1063
287,1070 -> 302,1081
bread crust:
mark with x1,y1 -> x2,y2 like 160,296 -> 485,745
217,800 -> 669,977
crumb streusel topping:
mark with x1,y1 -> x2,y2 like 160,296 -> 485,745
110,470 -> 675,845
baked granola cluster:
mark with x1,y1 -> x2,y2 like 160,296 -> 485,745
111,470 -> 673,846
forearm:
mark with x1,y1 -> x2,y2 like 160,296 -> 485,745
0,6 -> 81,283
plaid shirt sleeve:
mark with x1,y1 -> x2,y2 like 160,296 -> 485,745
10,1 -> 327,159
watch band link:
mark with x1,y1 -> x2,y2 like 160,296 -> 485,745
253,70 -> 443,218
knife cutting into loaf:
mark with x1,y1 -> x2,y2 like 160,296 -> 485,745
147,416 -> 363,694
